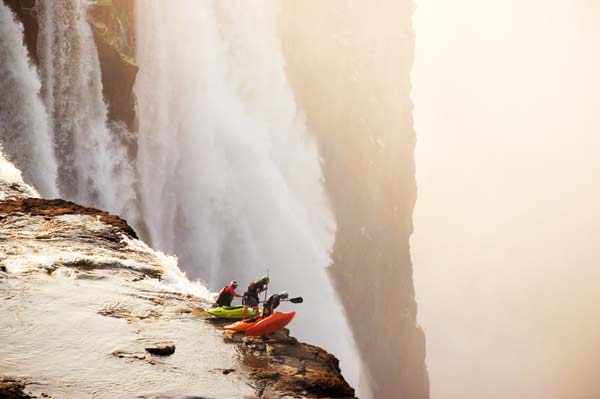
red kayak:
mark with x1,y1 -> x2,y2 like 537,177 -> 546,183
244,311 -> 295,337
224,317 -> 263,332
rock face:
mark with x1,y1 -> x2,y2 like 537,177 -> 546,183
225,328 -> 356,399
280,2 -> 429,398
88,0 -> 138,131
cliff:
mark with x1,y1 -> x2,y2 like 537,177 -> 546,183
0,154 -> 355,399
87,0 -> 138,131
280,2 -> 429,397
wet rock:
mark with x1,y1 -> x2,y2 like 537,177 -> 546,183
228,328 -> 356,398
0,377 -> 31,399
112,350 -> 146,361
87,0 -> 138,131
145,342 -> 176,356
0,198 -> 137,239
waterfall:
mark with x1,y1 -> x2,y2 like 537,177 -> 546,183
0,2 -> 58,197
135,0 -> 363,389
36,0 -> 137,220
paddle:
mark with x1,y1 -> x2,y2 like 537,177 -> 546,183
259,296 -> 303,304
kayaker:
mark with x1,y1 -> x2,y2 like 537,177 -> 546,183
213,280 -> 243,308
241,276 -> 269,319
262,291 -> 289,317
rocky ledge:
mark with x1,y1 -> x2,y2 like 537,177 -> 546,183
0,158 -> 356,398
225,328 -> 356,398
0,197 -> 137,238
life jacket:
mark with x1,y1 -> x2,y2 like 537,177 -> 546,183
216,286 -> 235,305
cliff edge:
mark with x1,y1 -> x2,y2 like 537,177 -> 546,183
0,152 -> 355,399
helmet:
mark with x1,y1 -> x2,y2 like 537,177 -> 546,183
262,276 -> 270,282
229,280 -> 238,287
279,291 -> 289,299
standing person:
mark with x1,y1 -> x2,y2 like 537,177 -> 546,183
262,291 -> 289,317
241,276 -> 269,319
213,280 -> 243,308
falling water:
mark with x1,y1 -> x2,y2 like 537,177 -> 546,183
135,0 -> 364,391
36,0 -> 137,220
0,2 -> 58,197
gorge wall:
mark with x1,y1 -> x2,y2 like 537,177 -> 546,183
280,2 -> 428,398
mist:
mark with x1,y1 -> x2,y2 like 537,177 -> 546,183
412,0 -> 600,397
280,2 -> 428,398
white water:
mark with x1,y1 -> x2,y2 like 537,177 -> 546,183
0,2 -> 58,197
0,146 -> 40,200
36,0 -> 137,221
135,0 -> 363,390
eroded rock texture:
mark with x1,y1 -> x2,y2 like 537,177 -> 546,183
226,328 -> 356,399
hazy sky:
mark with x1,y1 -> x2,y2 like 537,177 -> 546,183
412,0 -> 600,397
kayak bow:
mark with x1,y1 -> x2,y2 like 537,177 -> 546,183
244,311 -> 296,336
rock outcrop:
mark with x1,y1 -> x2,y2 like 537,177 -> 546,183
0,378 -> 31,399
0,154 -> 356,398
0,198 -> 137,238
88,0 -> 138,131
225,328 -> 356,399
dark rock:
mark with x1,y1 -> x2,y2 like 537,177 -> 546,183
87,0 -> 138,132
0,198 -> 138,239
145,342 -> 176,356
0,377 -> 31,399
227,328 -> 356,398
